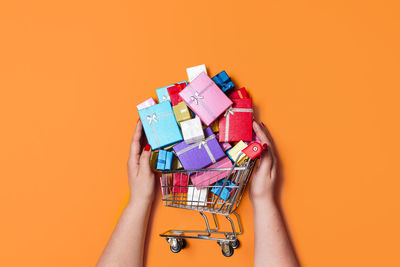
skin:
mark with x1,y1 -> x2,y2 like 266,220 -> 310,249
97,120 -> 299,267
251,121 -> 299,267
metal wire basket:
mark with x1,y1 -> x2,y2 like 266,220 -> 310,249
159,142 -> 262,257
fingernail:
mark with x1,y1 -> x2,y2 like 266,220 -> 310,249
144,144 -> 151,151
262,143 -> 269,152
261,122 -> 265,128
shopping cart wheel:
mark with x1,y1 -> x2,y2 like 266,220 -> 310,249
181,238 -> 187,249
221,242 -> 234,257
168,238 -> 184,253
231,239 -> 240,249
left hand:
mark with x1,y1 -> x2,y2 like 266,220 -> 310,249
127,120 -> 155,204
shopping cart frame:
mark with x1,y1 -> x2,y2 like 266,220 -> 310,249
159,142 -> 262,257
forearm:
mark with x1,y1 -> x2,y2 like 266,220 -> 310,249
97,199 -> 152,267
252,198 -> 299,267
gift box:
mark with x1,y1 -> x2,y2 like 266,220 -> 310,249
150,151 -> 158,171
186,64 -> 207,82
227,141 -> 248,165
160,174 -> 172,196
156,81 -> 187,103
181,116 -> 205,144
172,101 -> 191,124
202,119 -> 219,132
212,70 -> 235,93
138,101 -> 183,150
211,180 -> 236,201
136,97 -> 156,110
156,150 -> 173,170
216,133 -> 232,151
229,87 -> 249,99
172,157 -> 183,169
211,120 -> 219,133
252,130 -> 261,142
190,157 -> 233,189
167,82 -> 187,106
187,186 -> 208,206
179,72 -> 233,126
173,127 -> 225,170
172,173 -> 189,193
219,98 -> 253,142
244,131 -> 261,145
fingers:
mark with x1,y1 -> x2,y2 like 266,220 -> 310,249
253,121 -> 271,148
139,144 -> 152,173
253,121 -> 278,176
129,120 -> 143,165
260,122 -> 277,158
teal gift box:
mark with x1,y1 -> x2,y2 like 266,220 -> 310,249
156,81 -> 188,103
139,101 -> 183,150
156,150 -> 173,170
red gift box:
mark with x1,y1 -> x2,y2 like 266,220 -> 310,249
172,173 -> 188,193
167,82 -> 187,106
228,87 -> 249,99
218,98 -> 253,142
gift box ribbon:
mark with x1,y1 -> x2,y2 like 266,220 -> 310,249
223,107 -> 253,142
175,134 -> 217,164
145,109 -> 174,147
185,83 -> 216,119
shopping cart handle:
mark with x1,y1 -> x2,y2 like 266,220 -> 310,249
242,142 -> 263,159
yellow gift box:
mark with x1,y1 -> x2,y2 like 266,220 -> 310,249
172,157 -> 183,170
227,141 -> 248,165
211,119 -> 219,133
202,119 -> 219,133
173,102 -> 191,124
150,151 -> 158,171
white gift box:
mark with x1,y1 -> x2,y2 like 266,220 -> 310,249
186,64 -> 207,82
187,186 -> 208,206
180,116 -> 205,144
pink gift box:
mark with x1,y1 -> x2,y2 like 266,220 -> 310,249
216,133 -> 232,151
136,97 -> 156,110
179,72 -> 232,126
190,157 -> 233,189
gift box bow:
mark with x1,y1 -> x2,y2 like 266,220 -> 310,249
222,106 -> 253,142
185,82 -> 216,119
175,133 -> 218,164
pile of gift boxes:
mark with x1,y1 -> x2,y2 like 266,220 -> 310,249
137,64 -> 260,204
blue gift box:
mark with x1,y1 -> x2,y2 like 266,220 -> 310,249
156,150 -> 173,170
138,101 -> 183,150
211,180 -> 236,201
212,71 -> 235,93
156,80 -> 188,103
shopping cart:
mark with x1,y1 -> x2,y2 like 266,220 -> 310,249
159,142 -> 263,257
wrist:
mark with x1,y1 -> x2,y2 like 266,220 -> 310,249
127,195 -> 153,209
251,195 -> 277,210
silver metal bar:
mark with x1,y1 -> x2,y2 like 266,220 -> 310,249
199,211 -> 211,237
211,153 -> 243,210
225,215 -> 237,239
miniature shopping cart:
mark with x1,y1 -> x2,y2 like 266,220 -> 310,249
159,142 -> 263,257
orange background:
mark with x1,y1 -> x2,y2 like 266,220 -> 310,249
1,0 -> 400,266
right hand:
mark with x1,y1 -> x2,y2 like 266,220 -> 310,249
249,121 -> 278,203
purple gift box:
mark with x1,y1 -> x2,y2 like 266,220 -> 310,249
173,127 -> 225,170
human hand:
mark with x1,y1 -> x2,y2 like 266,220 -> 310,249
249,121 -> 278,204
127,120 -> 155,205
